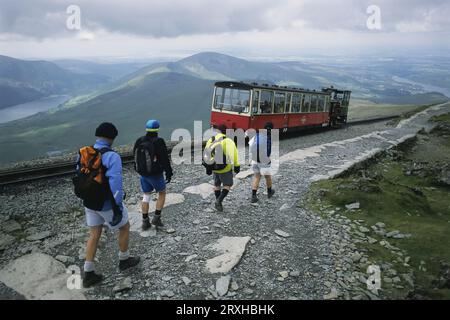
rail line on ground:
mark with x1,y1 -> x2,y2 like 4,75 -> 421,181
0,116 -> 399,187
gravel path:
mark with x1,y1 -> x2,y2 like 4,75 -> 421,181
1,102 -> 449,300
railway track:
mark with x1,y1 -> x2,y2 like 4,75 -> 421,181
0,116 -> 398,187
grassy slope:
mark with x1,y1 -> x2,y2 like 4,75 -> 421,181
306,114 -> 450,299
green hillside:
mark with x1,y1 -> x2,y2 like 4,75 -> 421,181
0,72 -> 213,163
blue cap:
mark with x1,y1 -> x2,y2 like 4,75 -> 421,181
146,119 -> 160,132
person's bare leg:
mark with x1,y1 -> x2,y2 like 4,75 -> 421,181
156,190 -> 166,210
152,190 -> 166,227
251,173 -> 261,202
118,221 -> 140,270
118,222 -> 130,253
85,226 -> 102,263
141,193 -> 151,230
252,173 -> 261,191
141,198 -> 149,215
83,225 -> 103,286
265,175 -> 275,198
264,175 -> 272,189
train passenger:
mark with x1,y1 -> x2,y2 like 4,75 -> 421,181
203,124 -> 241,212
75,122 -> 140,288
133,120 -> 173,230
249,122 -> 275,203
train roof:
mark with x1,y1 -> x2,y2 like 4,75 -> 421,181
214,81 -> 350,95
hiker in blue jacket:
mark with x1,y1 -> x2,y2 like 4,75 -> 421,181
79,122 -> 140,288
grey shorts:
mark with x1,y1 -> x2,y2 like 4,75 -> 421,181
85,205 -> 129,231
213,171 -> 234,187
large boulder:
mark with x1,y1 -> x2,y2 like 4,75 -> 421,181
183,183 -> 214,199
0,253 -> 86,300
205,236 -> 251,274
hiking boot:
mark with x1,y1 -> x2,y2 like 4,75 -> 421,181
251,194 -> 258,203
119,256 -> 141,271
215,200 -> 223,212
268,189 -> 275,199
151,215 -> 164,228
83,271 -> 103,288
142,218 -> 151,231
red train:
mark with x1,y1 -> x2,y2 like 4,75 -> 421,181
210,81 -> 351,132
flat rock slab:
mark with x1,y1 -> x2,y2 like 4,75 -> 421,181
235,170 -> 253,180
128,193 -> 185,232
2,220 -> 22,233
183,183 -> 214,199
205,236 -> 251,274
0,234 -> 15,251
274,229 -> 291,238
216,275 -> 231,297
26,231 -> 52,242
345,202 -> 360,210
0,253 -> 86,300
113,277 -> 132,293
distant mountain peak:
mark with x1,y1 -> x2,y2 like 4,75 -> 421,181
178,52 -> 246,64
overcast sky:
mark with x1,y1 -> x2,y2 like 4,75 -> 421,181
0,0 -> 449,60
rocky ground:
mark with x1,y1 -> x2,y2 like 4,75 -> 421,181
0,102 -> 449,300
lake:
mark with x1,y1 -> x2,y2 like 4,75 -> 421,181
0,95 -> 70,124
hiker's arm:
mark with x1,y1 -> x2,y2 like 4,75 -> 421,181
105,153 -> 124,209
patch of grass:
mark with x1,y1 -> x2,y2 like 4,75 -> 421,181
306,127 -> 450,299
431,112 -> 450,124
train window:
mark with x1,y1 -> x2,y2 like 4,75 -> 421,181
291,93 -> 302,113
213,87 -> 250,113
259,90 -> 274,114
274,92 -> 286,114
252,90 -> 260,114
302,95 -> 311,112
310,95 -> 318,112
286,93 -> 292,113
318,96 -> 325,112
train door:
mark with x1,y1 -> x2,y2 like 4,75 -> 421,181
283,93 -> 291,132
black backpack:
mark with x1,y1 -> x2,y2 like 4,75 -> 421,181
73,147 -> 111,211
134,137 -> 158,176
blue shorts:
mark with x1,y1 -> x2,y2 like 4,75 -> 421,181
140,174 -> 166,193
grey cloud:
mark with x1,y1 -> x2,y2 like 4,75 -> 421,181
0,0 -> 449,39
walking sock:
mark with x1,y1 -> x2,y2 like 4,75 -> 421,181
214,190 -> 221,199
84,260 -> 95,272
142,213 -> 149,220
267,187 -> 273,194
218,189 -> 229,203
252,189 -> 257,196
119,250 -> 130,261
155,209 -> 162,216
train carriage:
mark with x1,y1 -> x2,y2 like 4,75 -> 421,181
210,81 -> 351,132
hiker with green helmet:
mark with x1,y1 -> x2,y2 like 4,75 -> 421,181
133,120 -> 173,230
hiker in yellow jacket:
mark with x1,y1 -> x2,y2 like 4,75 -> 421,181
204,124 -> 240,212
